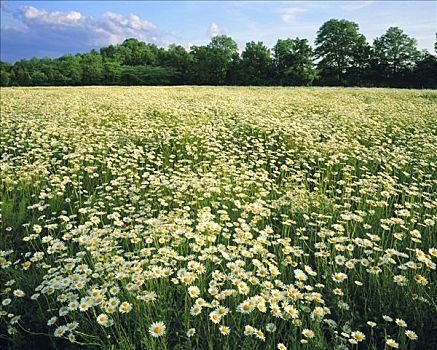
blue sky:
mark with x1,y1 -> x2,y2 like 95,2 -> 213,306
1,1 -> 436,62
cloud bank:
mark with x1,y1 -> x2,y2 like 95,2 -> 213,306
1,5 -> 164,62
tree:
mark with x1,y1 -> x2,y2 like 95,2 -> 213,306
31,71 -> 48,85
346,36 -> 371,86
56,55 -> 82,85
0,70 -> 10,86
191,35 -> 239,85
120,66 -> 178,85
315,19 -> 367,85
1,22 -> 431,88
373,27 -> 420,81
412,51 -> 437,88
240,41 -> 272,85
273,38 -> 316,86
103,59 -> 123,85
81,50 -> 104,85
161,45 -> 193,83
0,61 -> 12,86
12,60 -> 32,86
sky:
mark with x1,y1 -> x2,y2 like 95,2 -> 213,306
1,1 -> 436,62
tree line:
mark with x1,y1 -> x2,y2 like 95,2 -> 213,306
1,19 -> 436,88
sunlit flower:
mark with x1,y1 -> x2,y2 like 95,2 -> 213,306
149,321 -> 166,337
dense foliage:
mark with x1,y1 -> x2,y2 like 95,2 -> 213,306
1,86 -> 436,350
1,19 -> 436,88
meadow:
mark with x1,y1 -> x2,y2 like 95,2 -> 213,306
0,86 -> 436,350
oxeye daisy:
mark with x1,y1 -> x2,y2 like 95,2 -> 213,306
219,325 -> 230,335
149,321 -> 166,337
187,328 -> 196,337
54,325 -> 67,337
96,313 -> 109,327
395,318 -> 407,327
209,311 -> 221,324
188,286 -> 200,298
386,338 -> 399,348
405,330 -> 418,340
302,329 -> 315,339
266,323 -> 277,333
190,305 -> 202,316
332,272 -> 348,283
254,328 -> 265,341
47,316 -> 58,326
351,331 -> 365,342
119,301 -> 132,313
13,289 -> 25,297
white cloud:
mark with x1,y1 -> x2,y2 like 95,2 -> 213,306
210,22 -> 218,37
277,7 -> 307,23
2,4 -> 178,61
12,5 -> 161,47
20,6 -> 82,25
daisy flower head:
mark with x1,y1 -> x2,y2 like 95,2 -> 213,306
351,330 -> 365,342
244,325 -> 255,336
119,301 -> 132,313
209,310 -> 221,324
386,338 -> 399,348
47,316 -> 58,326
254,328 -> 265,341
190,304 -> 202,316
333,272 -> 348,283
266,323 -> 277,333
302,329 -> 315,338
149,321 -> 166,337
395,318 -> 407,327
13,289 -> 25,297
405,330 -> 418,340
367,321 -> 377,327
187,328 -> 196,337
383,315 -> 393,322
97,313 -> 110,327
54,325 -> 68,338
188,286 -> 200,298
219,325 -> 230,335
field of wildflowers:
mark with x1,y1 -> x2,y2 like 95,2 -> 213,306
0,86 -> 436,349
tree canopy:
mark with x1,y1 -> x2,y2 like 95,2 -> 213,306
1,20 -> 436,88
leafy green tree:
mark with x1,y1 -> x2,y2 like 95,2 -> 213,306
12,60 -> 32,86
120,66 -> 178,85
161,45 -> 193,83
190,35 -> 239,84
81,50 -> 104,85
373,27 -> 420,80
31,71 -> 48,85
0,70 -> 10,86
240,41 -> 272,85
412,51 -> 437,88
100,45 -> 119,63
315,19 -> 367,85
102,39 -> 163,66
55,55 -> 82,85
103,59 -> 123,85
0,61 -> 12,86
210,35 -> 240,84
345,36 -> 371,86
1,24 -> 430,88
273,38 -> 316,86
189,45 -> 215,84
